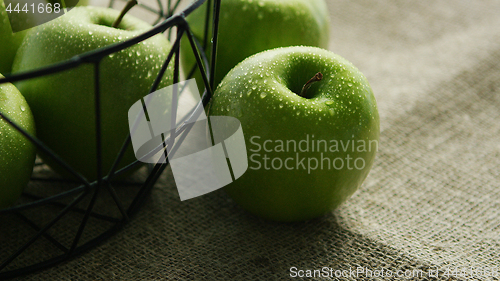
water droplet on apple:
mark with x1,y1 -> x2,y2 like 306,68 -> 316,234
252,86 -> 257,90
279,103 -> 284,108
329,108 -> 335,116
260,92 -> 267,98
296,112 -> 300,116
89,31 -> 93,35
325,100 -> 334,106
20,105 -> 26,112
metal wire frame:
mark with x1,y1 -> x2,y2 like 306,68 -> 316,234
0,0 -> 221,278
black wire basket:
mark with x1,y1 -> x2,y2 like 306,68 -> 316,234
0,0 -> 220,278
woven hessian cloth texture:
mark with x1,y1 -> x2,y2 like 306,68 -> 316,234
10,0 -> 500,280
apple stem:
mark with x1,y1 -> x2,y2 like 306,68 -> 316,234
300,72 -> 323,98
112,0 -> 138,28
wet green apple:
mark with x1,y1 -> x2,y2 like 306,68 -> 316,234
12,6 -> 173,181
207,46 -> 379,222
0,74 -> 36,209
181,0 -> 330,93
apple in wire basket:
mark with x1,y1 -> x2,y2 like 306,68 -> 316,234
0,74 -> 36,209
12,5 -> 174,181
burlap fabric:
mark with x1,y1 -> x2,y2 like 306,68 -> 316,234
7,0 -> 500,280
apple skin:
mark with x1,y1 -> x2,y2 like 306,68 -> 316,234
207,46 -> 379,222
0,0 -> 26,74
0,74 -> 36,209
181,0 -> 330,93
12,6 -> 173,181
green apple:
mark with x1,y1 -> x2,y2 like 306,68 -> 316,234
207,46 -> 379,222
0,74 -> 36,209
181,0 -> 330,93
0,0 -> 27,74
12,6 -> 174,181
